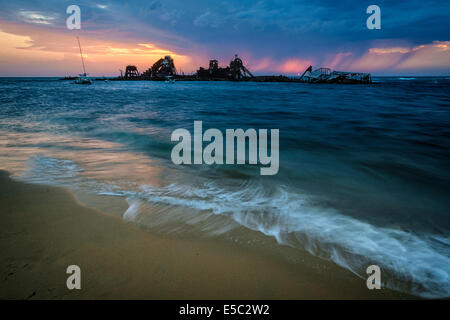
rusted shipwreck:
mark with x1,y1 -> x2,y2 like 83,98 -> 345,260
297,66 -> 372,84
197,55 -> 254,81
120,55 -> 177,80
115,54 -> 371,84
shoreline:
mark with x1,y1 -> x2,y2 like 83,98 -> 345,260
0,170 -> 415,299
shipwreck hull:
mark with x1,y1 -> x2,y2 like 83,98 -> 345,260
112,57 -> 372,84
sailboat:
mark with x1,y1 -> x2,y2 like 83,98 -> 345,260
74,36 -> 92,85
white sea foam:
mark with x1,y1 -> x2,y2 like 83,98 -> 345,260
16,155 -> 450,298
121,182 -> 450,298
16,156 -> 83,186
123,198 -> 142,222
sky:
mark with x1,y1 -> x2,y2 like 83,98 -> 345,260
0,0 -> 449,76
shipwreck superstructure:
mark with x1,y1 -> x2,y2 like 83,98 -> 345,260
123,65 -> 139,79
119,56 -> 177,80
141,55 -> 177,80
111,54 -> 372,84
197,55 -> 254,81
298,66 -> 372,84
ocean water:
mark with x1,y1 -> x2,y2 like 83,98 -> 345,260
0,77 -> 449,297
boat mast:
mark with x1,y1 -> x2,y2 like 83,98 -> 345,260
76,36 -> 87,76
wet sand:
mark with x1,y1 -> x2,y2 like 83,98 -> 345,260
0,170 -> 413,299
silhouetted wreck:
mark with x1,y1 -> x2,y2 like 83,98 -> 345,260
141,55 -> 177,80
123,65 -> 139,79
197,55 -> 254,81
113,54 -> 371,84
119,56 -> 177,80
298,66 -> 372,84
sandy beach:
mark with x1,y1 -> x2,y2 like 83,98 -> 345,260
1,0 -> 449,302
0,170 -> 414,299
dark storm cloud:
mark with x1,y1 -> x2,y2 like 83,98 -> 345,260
0,0 -> 449,74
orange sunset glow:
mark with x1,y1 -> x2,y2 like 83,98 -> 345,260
0,21 -> 205,77
0,2 -> 449,77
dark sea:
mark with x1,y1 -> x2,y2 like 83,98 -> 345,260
0,77 -> 449,297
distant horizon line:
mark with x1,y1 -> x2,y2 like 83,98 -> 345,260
0,75 -> 449,78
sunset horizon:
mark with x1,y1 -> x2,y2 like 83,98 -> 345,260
0,1 -> 449,77
1,0 -> 449,306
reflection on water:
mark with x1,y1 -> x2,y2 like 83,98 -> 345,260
0,130 -> 166,188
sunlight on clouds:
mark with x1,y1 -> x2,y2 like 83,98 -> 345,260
434,42 -> 449,51
396,41 -> 450,70
249,58 -> 273,72
249,57 -> 313,74
0,30 -> 65,76
369,47 -> 412,54
107,47 -> 132,54
346,41 -> 450,73
65,41 -> 191,75
18,11 -> 56,25
322,52 -> 352,70
0,30 -> 63,60
280,58 -> 312,74
138,44 -> 155,49
0,21 -> 193,76
0,12 -> 448,76
349,50 -> 404,71
0,30 -> 32,48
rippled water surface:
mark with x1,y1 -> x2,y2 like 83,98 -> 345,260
1,77 -> 449,297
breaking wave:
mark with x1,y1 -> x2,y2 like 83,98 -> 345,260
99,181 -> 450,298
16,156 -> 450,298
